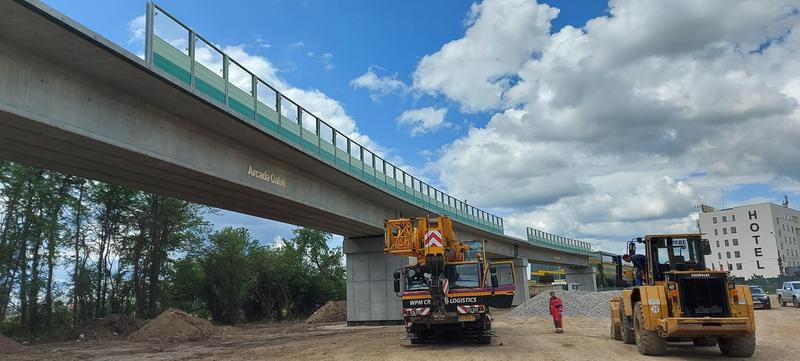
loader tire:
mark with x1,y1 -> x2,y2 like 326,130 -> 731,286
611,322 -> 622,340
718,335 -> 756,357
620,303 -> 635,344
634,302 -> 667,356
692,337 -> 717,347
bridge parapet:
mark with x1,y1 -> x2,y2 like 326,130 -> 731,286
144,2 -> 503,234
527,227 -> 593,255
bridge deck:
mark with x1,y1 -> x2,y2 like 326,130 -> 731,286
0,0 -> 592,265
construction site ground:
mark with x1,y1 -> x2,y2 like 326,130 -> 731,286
5,296 -> 799,361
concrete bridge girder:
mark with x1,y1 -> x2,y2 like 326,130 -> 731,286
0,0 -> 598,322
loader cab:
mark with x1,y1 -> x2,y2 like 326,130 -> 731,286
630,234 -> 711,284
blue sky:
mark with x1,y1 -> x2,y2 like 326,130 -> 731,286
40,0 -> 608,246
41,0 -> 800,253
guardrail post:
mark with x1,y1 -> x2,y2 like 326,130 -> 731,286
145,1 -> 154,63
276,94 -> 282,130
188,30 -> 196,87
251,74 -> 257,120
315,117 -> 321,150
346,139 -> 352,170
298,107 -> 303,142
223,54 -> 229,106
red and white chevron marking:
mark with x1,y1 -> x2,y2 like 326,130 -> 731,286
403,307 -> 431,317
424,230 -> 443,248
442,278 -> 449,295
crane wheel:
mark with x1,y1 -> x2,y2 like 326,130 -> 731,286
718,335 -> 755,357
410,331 -> 429,345
619,303 -> 635,344
634,302 -> 667,356
477,334 -> 492,345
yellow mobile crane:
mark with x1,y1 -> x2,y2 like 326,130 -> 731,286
385,216 -> 516,344
610,234 -> 756,357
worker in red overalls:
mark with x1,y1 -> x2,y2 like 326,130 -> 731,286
549,291 -> 564,334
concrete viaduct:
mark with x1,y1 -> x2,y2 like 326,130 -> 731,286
0,0 -> 596,324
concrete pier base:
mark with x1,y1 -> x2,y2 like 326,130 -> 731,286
565,266 -> 597,291
344,236 -> 408,325
513,257 -> 531,305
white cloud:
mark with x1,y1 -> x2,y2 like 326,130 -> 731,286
307,51 -> 335,70
255,36 -> 271,49
397,107 -> 451,136
412,0 -> 559,112
417,0 -> 800,249
351,66 -> 409,100
128,15 -> 146,43
320,52 -> 335,70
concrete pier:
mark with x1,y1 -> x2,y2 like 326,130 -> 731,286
513,258 -> 531,305
565,266 -> 597,292
344,237 -> 408,324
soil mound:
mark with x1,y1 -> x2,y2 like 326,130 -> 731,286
0,334 -> 25,354
128,308 -> 214,343
305,300 -> 346,324
67,314 -> 142,341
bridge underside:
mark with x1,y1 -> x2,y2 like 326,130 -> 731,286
0,0 -> 595,323
0,2 -> 405,237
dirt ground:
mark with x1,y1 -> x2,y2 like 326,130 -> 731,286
5,296 -> 799,361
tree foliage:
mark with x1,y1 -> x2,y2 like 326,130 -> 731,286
181,227 -> 346,325
0,161 -> 346,338
0,162 -> 211,339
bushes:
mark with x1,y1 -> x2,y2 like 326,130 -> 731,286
172,227 -> 346,325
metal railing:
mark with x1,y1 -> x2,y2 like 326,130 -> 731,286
527,227 -> 593,254
143,2 -> 504,234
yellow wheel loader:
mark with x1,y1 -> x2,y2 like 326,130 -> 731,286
609,234 -> 756,357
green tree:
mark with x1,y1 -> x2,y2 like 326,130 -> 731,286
170,258 -> 205,314
292,228 -> 346,302
201,227 -> 256,324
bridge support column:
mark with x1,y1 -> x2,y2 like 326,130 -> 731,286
512,257 -> 530,305
343,236 -> 408,325
565,266 -> 597,292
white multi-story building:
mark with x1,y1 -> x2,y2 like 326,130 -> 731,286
698,202 -> 800,278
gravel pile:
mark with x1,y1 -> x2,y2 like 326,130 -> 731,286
509,290 -> 618,319
305,300 -> 346,324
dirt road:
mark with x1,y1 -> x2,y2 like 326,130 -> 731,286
6,299 -> 799,361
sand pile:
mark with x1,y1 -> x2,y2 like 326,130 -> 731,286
0,334 -> 25,354
305,300 -> 346,324
509,290 -> 618,319
68,314 -> 142,341
128,308 -> 215,343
